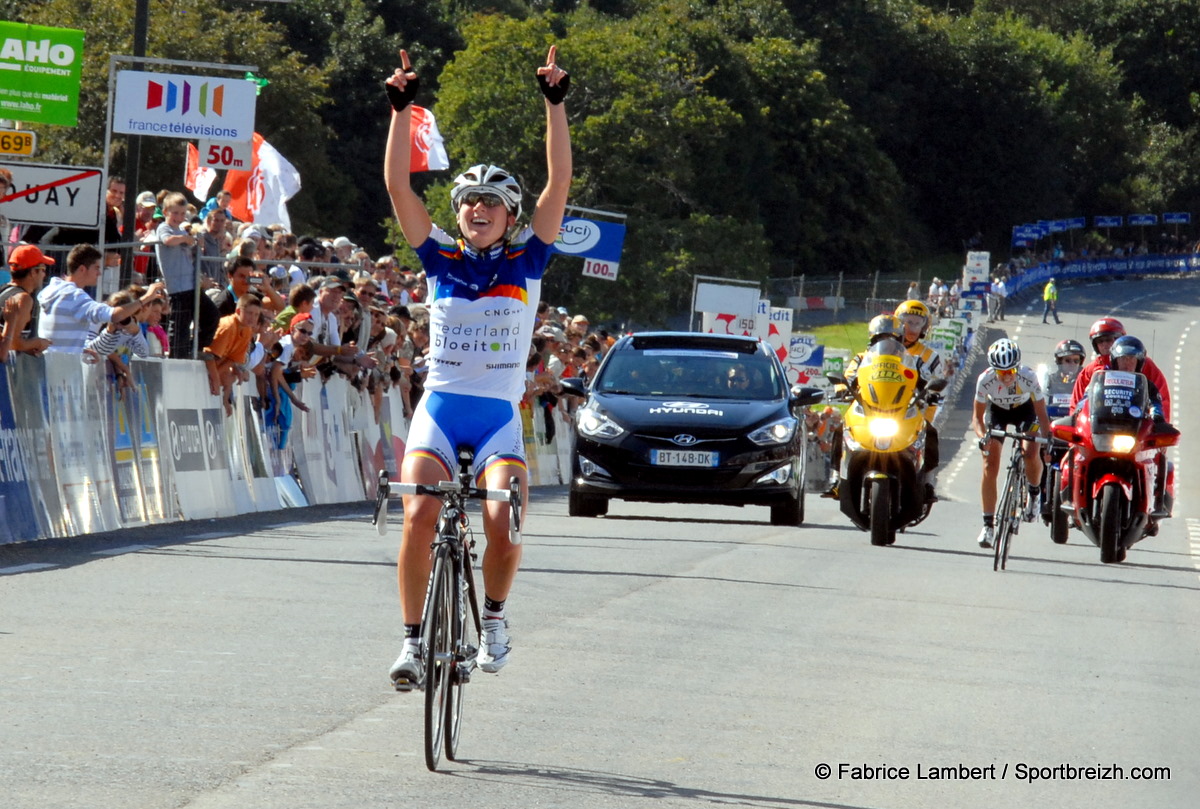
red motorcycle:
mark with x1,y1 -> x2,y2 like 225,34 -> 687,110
1051,370 -> 1179,564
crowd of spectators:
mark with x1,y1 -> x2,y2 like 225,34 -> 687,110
0,181 -> 608,451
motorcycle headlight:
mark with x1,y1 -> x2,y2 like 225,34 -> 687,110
868,418 -> 899,438
748,417 -> 798,446
577,408 -> 625,440
1094,433 -> 1136,453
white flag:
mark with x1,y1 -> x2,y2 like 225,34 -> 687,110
224,133 -> 302,229
410,105 -> 450,172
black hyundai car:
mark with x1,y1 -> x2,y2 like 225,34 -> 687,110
559,332 -> 824,524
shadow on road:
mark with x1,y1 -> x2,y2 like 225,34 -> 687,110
447,759 -> 881,809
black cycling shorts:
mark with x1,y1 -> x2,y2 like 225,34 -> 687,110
986,400 -> 1037,433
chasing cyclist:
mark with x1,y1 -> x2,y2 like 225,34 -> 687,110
971,338 -> 1052,548
384,46 -> 571,690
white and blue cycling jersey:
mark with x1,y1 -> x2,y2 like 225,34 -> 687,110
406,224 -> 554,477
414,224 -> 552,402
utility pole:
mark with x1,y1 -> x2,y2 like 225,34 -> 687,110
120,0 -> 149,278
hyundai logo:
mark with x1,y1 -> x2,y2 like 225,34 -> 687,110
672,434 -> 698,446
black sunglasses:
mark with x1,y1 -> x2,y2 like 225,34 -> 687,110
461,191 -> 505,209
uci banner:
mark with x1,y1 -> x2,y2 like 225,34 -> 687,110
0,22 -> 84,126
553,215 -> 626,281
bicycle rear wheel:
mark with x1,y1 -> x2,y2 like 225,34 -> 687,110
423,549 -> 452,771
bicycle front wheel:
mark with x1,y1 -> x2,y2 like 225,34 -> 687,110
993,453 -> 1022,571
423,549 -> 452,771
444,560 -> 468,761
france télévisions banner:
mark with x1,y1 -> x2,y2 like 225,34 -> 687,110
0,22 -> 84,126
114,70 -> 256,142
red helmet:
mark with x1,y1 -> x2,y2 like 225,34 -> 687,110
1088,317 -> 1125,352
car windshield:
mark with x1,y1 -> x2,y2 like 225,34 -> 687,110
595,348 -> 782,399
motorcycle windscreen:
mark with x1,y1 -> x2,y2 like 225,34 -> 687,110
1087,370 -> 1149,434
858,340 -> 918,410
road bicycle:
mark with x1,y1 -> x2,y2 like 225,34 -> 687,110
373,450 -> 522,771
984,427 -> 1049,571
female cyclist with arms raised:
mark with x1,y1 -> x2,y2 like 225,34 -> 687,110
384,47 -> 571,690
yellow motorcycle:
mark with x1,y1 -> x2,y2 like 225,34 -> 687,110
828,338 -> 946,546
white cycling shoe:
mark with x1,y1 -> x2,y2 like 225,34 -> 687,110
478,618 -> 511,673
389,645 -> 424,692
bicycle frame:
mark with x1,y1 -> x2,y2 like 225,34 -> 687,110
986,427 -> 1048,571
372,452 -> 523,770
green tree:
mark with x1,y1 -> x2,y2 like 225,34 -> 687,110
14,0 -> 332,234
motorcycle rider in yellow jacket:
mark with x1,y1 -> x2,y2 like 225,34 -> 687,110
894,300 -> 945,494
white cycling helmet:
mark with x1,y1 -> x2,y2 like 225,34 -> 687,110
450,164 -> 523,218
988,338 -> 1021,371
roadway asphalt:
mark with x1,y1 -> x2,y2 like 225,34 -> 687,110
2,275 -> 1197,808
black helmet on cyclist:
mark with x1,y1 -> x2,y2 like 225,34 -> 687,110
1109,335 -> 1146,372
1054,338 -> 1086,363
987,338 -> 1021,371
1088,317 -> 1125,353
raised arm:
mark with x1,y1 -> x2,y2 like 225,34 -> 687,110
531,45 -> 573,246
384,50 -> 433,248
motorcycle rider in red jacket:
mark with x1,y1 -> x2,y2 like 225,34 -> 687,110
1070,317 -> 1171,421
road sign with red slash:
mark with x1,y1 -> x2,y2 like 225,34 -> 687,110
0,161 -> 103,228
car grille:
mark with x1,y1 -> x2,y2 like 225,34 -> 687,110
634,432 -> 740,446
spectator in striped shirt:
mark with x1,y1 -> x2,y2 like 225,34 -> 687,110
38,243 -> 166,354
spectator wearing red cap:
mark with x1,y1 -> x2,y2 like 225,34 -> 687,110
0,244 -> 54,360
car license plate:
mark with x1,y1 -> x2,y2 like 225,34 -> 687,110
650,449 -> 718,467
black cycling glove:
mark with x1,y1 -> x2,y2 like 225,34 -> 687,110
385,72 -> 420,112
537,71 -> 570,104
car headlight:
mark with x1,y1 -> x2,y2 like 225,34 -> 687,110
868,417 -> 899,438
748,417 -> 798,446
1094,433 -> 1136,453
577,408 -> 625,440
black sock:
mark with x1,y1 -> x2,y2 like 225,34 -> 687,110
404,623 -> 421,641
983,514 -> 994,528
483,597 -> 505,619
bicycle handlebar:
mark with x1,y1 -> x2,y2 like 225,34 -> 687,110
389,481 -> 512,502
986,427 -> 1051,444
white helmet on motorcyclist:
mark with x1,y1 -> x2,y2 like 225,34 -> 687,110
987,338 -> 1021,371
867,314 -> 904,345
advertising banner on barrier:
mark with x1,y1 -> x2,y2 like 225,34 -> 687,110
109,376 -> 146,525
45,355 -> 120,535
0,355 -> 45,543
7,354 -> 65,538
785,334 -> 826,386
162,361 -> 238,519
359,389 -> 407,491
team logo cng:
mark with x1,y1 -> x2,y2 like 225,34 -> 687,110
649,401 -> 724,416
145,79 -> 226,117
